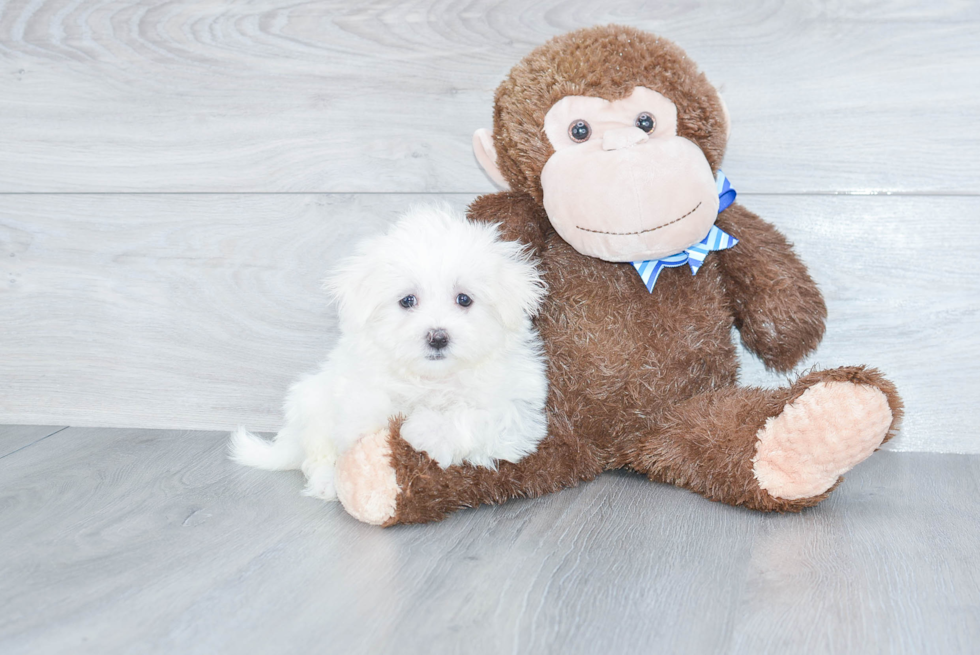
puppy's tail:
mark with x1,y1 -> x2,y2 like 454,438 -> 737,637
228,426 -> 304,471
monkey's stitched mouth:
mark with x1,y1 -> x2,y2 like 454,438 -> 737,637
575,201 -> 701,236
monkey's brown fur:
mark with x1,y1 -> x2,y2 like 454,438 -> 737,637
375,26 -> 903,525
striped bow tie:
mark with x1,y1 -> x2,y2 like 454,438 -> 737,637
631,171 -> 739,293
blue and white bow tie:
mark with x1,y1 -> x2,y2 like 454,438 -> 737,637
631,171 -> 739,293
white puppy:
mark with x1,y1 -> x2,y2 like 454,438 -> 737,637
229,205 -> 549,500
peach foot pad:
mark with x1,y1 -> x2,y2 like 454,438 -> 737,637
752,381 -> 893,500
335,429 -> 399,526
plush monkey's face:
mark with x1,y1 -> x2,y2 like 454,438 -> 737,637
539,87 -> 719,262
472,26 -> 731,264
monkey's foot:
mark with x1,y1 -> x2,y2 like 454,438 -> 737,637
752,381 -> 893,500
335,429 -> 399,526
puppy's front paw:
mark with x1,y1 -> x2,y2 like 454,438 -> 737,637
335,429 -> 399,526
400,411 -> 456,468
301,463 -> 337,501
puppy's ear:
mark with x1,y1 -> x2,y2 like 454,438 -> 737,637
487,242 -> 547,331
323,252 -> 377,330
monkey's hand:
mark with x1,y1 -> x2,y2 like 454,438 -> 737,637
715,202 -> 827,373
466,191 -> 550,254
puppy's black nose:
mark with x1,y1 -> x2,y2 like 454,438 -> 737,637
426,328 -> 450,350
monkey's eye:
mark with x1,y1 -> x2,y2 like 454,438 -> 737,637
635,113 -> 656,133
399,295 -> 417,309
568,120 -> 591,142
456,293 -> 473,307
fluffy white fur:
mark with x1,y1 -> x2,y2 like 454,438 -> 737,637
229,205 -> 549,501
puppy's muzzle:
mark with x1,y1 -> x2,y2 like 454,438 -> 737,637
426,328 -> 450,351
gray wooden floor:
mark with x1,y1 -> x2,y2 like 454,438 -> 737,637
2,423 -> 978,654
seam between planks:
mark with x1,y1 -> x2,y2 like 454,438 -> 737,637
0,426 -> 70,460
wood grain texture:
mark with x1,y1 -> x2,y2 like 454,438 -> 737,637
2,193 -> 977,451
1,0 -> 978,193
0,426 -> 977,654
0,192 -> 426,431
0,424 -> 66,458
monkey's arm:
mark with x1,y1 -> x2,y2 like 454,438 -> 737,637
714,202 -> 827,373
466,191 -> 551,254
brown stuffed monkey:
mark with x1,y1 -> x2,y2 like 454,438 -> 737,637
333,25 -> 903,526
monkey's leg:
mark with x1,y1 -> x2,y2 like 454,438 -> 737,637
617,366 -> 903,511
335,414 -> 603,526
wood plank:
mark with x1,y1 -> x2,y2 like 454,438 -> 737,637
1,193 -> 977,451
734,195 -> 980,454
0,0 -> 978,193
727,451 -> 980,655
0,426 -> 977,653
0,424 -> 66,458
0,192 -> 422,432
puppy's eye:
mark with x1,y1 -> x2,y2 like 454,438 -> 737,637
399,295 -> 417,309
568,120 -> 591,143
635,112 -> 656,133
456,293 -> 473,307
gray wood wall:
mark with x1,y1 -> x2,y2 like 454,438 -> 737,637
1,1 -> 977,452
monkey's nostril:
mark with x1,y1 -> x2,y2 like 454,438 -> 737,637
426,329 -> 450,350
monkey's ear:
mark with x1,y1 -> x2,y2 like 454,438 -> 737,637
472,128 -> 510,190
